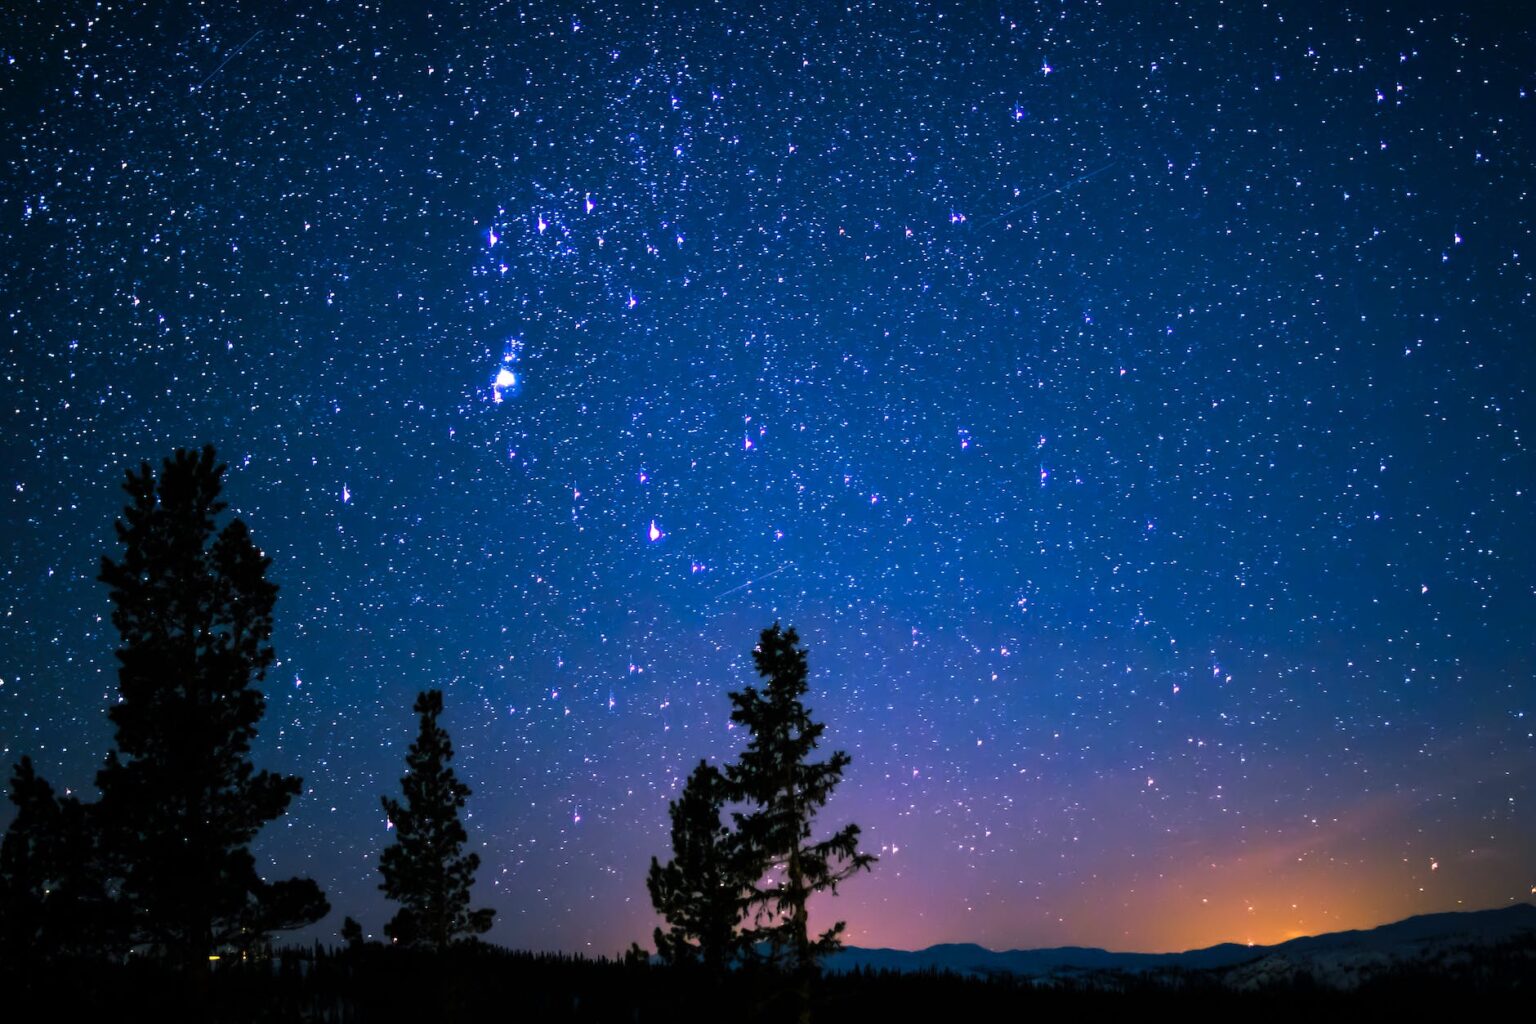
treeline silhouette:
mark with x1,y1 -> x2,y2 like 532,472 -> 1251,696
0,446 -> 884,1020
5,933 -> 1534,1022
2,447 -> 1532,1022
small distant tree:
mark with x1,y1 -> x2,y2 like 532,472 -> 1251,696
727,624 -> 875,1017
0,757 -> 112,964
0,757 -> 62,963
340,915 -> 365,950
379,690 -> 494,950
647,759 -> 750,970
94,445 -> 327,968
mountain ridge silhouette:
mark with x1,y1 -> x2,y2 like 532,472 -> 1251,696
828,903 -> 1536,977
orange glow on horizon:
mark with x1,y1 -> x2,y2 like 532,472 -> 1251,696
819,820 -> 1531,954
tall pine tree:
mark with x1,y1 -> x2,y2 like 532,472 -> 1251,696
647,759 -> 750,969
379,689 -> 494,951
727,624 -> 875,1015
95,446 -> 327,967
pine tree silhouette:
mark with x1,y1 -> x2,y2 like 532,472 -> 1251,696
340,915 -> 365,950
726,624 -> 876,1017
647,759 -> 750,969
0,757 -> 62,966
0,757 -> 108,964
379,690 -> 494,950
94,446 -> 327,967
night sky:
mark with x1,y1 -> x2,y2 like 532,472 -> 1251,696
3,1 -> 1534,956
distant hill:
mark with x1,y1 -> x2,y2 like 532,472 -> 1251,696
827,903 -> 1536,987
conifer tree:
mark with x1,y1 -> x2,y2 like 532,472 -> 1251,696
0,757 -> 62,964
0,758 -> 109,963
94,445 -> 327,967
726,624 -> 876,1012
647,759 -> 749,969
340,915 -> 365,950
379,689 -> 494,950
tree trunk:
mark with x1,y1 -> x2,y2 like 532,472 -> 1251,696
785,753 -> 811,1024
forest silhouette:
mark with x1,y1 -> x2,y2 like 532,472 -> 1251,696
0,447 -> 1529,1023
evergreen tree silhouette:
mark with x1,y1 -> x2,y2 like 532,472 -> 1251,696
379,690 -> 494,950
647,759 -> 750,970
0,757 -> 62,965
340,915 -> 365,950
0,757 -> 110,964
726,624 -> 876,1018
94,446 -> 327,968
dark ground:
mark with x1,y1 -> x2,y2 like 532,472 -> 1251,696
3,936 -> 1533,1023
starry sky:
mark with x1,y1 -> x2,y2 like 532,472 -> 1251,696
3,1 -> 1534,956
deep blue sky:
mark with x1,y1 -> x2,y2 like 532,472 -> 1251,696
2,1 -> 1533,953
